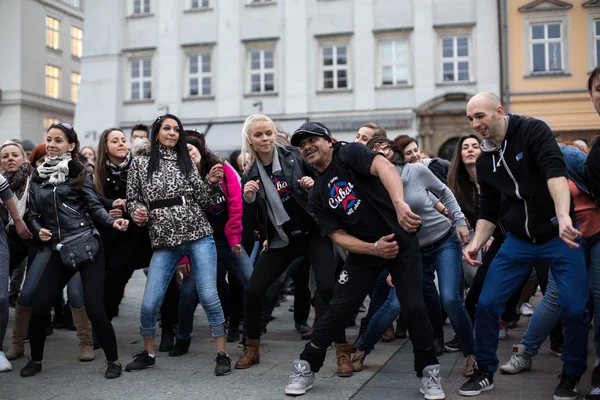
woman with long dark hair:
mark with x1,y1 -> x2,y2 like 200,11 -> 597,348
21,122 -> 129,379
94,128 -> 153,322
125,114 -> 231,376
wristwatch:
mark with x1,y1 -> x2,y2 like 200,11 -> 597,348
442,208 -> 450,217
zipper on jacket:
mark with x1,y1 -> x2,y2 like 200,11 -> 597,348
53,186 -> 62,240
62,203 -> 81,216
499,155 -> 531,238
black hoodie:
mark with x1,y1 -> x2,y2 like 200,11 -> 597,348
477,114 -> 570,243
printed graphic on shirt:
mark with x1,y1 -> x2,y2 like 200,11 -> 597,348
209,195 -> 226,215
327,177 -> 361,215
272,175 -> 292,202
338,270 -> 349,285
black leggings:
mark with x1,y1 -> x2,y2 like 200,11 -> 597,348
29,242 -> 118,362
244,235 -> 337,340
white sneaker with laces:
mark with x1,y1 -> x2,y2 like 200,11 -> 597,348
0,351 -> 12,372
285,360 -> 314,396
520,302 -> 534,316
499,344 -> 532,374
420,364 -> 445,400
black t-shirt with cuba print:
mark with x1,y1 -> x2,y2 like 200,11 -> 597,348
206,192 -> 228,242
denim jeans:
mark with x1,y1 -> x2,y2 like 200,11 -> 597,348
176,239 -> 253,340
586,232 -> 600,359
422,231 -> 475,356
140,235 -> 225,338
475,233 -> 588,376
359,286 -> 400,354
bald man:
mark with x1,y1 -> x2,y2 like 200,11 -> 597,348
459,92 -> 588,400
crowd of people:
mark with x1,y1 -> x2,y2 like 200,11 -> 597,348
2,67 -> 600,400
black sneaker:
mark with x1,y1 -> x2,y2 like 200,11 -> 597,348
169,339 -> 191,357
551,341 -> 563,357
585,386 -> 600,400
554,373 -> 579,400
295,322 -> 311,334
444,336 -> 461,353
105,361 -> 122,379
215,352 -> 232,376
125,351 -> 156,372
159,328 -> 175,352
458,369 -> 494,396
20,361 -> 42,377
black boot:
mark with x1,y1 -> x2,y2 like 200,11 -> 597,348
433,335 -> 444,357
351,318 -> 369,353
159,327 -> 175,352
169,339 -> 191,357
20,361 -> 42,377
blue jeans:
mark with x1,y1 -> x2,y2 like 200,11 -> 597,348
176,240 -> 253,340
422,231 -> 475,357
140,236 -> 225,338
359,286 -> 400,353
476,233 -> 588,376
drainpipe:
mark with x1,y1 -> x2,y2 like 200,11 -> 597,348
498,0 -> 510,111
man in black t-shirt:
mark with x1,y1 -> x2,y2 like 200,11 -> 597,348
282,122 -> 444,400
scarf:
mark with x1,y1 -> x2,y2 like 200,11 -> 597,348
37,153 -> 72,185
256,145 -> 290,248
107,152 -> 132,182
4,162 -> 33,199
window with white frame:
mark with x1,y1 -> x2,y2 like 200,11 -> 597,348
130,59 -> 152,100
379,39 -> 410,86
71,27 -> 83,58
133,0 -> 150,14
45,66 -> 60,98
46,17 -> 60,49
594,19 -> 600,66
441,36 -> 470,82
249,49 -> 275,93
188,54 -> 212,96
531,23 -> 563,73
190,0 -> 210,8
71,72 -> 81,102
321,44 -> 348,89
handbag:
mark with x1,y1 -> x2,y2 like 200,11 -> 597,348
55,230 -> 100,269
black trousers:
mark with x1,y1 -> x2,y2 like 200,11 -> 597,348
302,244 -> 438,376
7,227 -> 37,276
30,242 -> 118,362
244,235 -> 337,340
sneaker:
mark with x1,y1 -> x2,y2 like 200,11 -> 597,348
554,373 -> 580,400
125,350 -> 156,372
444,336 -> 461,353
498,321 -> 508,340
295,322 -> 311,334
105,361 -> 122,379
420,364 -> 445,400
551,341 -> 563,357
0,352 -> 12,372
20,360 -> 42,377
520,302 -> 534,316
215,352 -> 232,376
458,368 -> 494,396
585,386 -> 600,400
285,360 -> 314,396
499,344 -> 532,374
464,355 -> 476,377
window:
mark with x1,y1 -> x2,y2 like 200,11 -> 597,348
44,118 -> 59,128
60,0 -> 81,8
133,0 -> 150,14
71,27 -> 83,58
191,0 -> 210,8
188,54 -> 211,96
130,59 -> 152,100
46,17 -> 60,49
45,66 -> 60,98
531,23 -> 563,73
71,72 -> 81,102
249,49 -> 275,93
441,36 -> 470,82
379,39 -> 410,86
594,19 -> 600,66
321,44 -> 348,89
250,0 -> 274,3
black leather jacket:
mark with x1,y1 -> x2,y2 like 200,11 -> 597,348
27,160 -> 115,241
242,145 -> 317,243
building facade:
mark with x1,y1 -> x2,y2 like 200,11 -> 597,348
502,0 -> 600,144
75,0 -> 500,157
0,0 -> 83,145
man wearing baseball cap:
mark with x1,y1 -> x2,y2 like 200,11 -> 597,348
284,122 -> 444,399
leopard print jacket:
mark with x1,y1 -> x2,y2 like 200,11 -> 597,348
127,144 -> 222,249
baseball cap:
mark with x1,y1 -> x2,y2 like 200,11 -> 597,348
291,122 -> 332,147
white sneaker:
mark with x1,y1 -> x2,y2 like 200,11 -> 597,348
420,364 -> 445,399
499,344 -> 532,374
520,302 -> 534,316
0,352 -> 12,372
285,360 -> 314,396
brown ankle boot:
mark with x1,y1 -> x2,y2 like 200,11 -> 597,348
381,325 -> 395,342
234,338 -> 260,369
351,350 -> 367,372
335,343 -> 353,377
5,304 -> 32,360
71,307 -> 95,362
